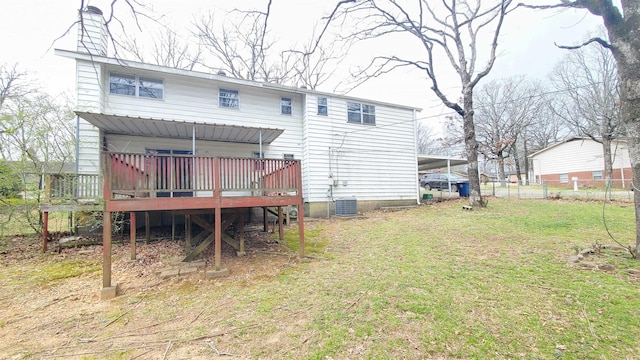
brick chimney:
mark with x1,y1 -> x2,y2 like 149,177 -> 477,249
77,6 -> 107,56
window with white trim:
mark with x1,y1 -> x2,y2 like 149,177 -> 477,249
559,173 -> 569,183
347,101 -> 375,125
109,73 -> 164,99
219,89 -> 239,108
139,77 -> 164,98
592,171 -> 603,181
317,97 -> 328,116
281,97 -> 292,115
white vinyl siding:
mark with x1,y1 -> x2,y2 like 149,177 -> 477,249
530,138 -> 631,180
303,95 -> 417,203
76,60 -> 104,174
102,68 -> 303,162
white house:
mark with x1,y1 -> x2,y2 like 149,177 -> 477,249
55,6 -> 422,218
528,137 -> 632,188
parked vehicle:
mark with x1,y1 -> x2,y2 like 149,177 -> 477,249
420,173 -> 468,191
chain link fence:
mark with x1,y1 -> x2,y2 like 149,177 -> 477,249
481,179 -> 634,201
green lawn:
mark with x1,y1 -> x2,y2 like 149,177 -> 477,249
1,198 -> 638,359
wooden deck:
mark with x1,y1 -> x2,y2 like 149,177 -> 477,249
41,152 -> 305,297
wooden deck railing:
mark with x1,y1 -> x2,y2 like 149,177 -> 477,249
104,152 -> 301,200
44,173 -> 101,202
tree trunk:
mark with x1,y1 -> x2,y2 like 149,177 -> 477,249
513,141 -> 522,184
497,151 -> 507,187
523,132 -> 530,185
463,90 -> 484,207
601,136 -> 614,199
608,6 -> 640,257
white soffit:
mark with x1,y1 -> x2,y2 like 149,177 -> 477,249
76,112 -> 284,144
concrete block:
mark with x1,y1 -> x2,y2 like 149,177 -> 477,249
179,267 -> 198,275
160,269 -> 180,279
236,251 -> 247,257
206,268 -> 229,278
101,284 -> 119,300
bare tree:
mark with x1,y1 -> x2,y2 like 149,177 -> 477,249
335,0 -> 516,207
121,29 -> 202,70
416,122 -> 445,155
524,1 -> 640,257
474,76 -> 544,186
549,41 -> 621,188
0,63 -> 28,113
527,94 -> 569,153
194,6 -> 295,83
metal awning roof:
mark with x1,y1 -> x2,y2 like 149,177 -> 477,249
76,111 -> 284,144
418,155 -> 467,171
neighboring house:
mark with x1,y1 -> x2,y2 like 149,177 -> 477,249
46,6 -> 422,296
528,137 -> 631,188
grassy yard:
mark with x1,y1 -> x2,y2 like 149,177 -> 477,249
0,198 -> 639,359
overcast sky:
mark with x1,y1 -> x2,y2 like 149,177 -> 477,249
0,0 -> 605,128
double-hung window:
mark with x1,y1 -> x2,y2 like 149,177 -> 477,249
347,102 -> 376,125
317,97 -> 328,116
219,89 -> 239,108
281,97 -> 292,115
109,73 -> 164,99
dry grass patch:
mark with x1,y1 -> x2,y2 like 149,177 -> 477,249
0,199 -> 639,359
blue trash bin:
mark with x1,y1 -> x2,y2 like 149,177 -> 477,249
458,182 -> 470,197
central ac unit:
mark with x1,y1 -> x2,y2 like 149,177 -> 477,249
335,197 -> 357,216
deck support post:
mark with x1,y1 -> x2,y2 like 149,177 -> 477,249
145,211 -> 150,244
42,211 -> 49,252
171,215 -> 176,241
262,206 -> 268,232
185,214 -> 191,251
130,212 -> 136,260
238,213 -> 245,255
102,211 -> 115,296
214,208 -> 222,271
278,206 -> 284,242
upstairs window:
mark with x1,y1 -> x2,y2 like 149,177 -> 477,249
139,77 -> 164,99
109,73 -> 136,96
219,89 -> 239,108
281,97 -> 292,115
109,73 -> 164,99
317,97 -> 328,116
347,102 -> 376,125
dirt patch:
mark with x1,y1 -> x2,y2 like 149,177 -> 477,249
0,225 -> 306,359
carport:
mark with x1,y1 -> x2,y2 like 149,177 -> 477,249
417,155 -> 468,195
